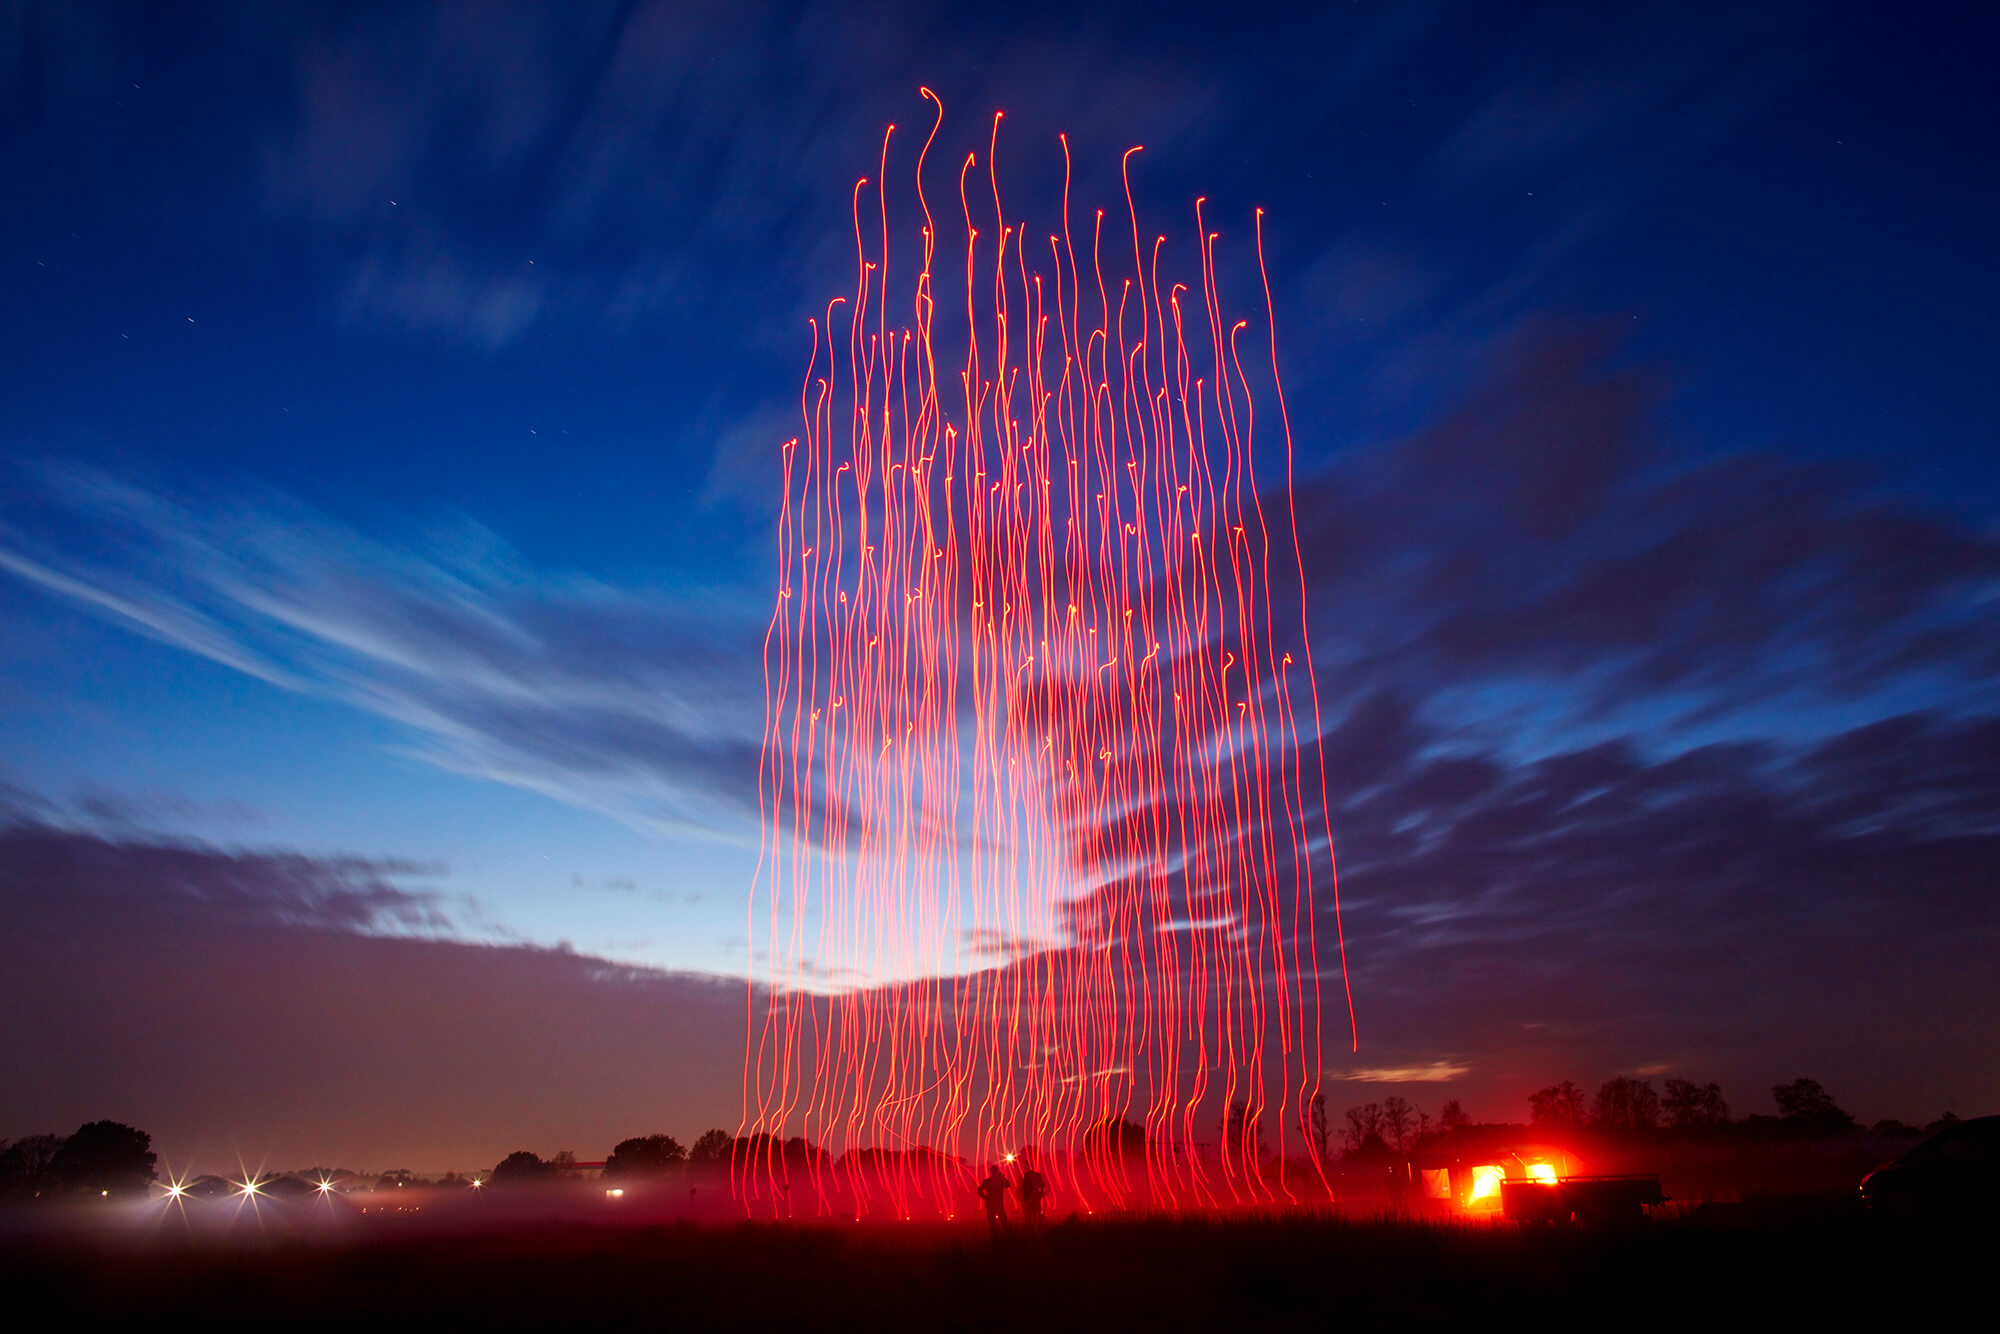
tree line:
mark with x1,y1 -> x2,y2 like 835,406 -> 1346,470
488,1129 -> 742,1185
1323,1075 -> 1965,1163
0,1122 -> 157,1199
8,1079 -> 1967,1199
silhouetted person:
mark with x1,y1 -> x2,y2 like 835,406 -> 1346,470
975,1164 -> 1011,1233
1017,1157 -> 1049,1228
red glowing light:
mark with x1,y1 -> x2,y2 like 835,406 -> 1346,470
742,92 -> 1350,1218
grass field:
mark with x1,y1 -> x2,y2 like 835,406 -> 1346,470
3,1199 -> 1987,1329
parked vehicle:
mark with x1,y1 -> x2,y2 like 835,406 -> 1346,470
1860,1114 -> 2000,1220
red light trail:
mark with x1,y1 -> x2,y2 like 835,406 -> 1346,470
742,91 -> 1352,1219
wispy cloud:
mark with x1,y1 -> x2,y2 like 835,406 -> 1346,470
1287,325 -> 2000,741
0,462 -> 768,839
0,812 -> 453,937
1335,1063 -> 1471,1084
1038,322 -> 2000,1113
338,250 -> 550,350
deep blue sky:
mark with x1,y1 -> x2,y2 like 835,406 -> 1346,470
3,0 -> 1996,1171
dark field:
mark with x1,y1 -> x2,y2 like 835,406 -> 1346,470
3,1201 -> 1987,1329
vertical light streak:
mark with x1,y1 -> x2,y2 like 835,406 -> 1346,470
741,95 -> 1348,1217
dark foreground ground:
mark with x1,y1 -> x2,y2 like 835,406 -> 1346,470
3,1200 -> 1988,1329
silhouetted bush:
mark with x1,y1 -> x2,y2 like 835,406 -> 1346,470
605,1134 -> 686,1179
688,1129 -> 733,1169
0,1134 -> 63,1199
48,1121 -> 155,1198
1773,1078 -> 1856,1135
1340,1131 -> 1397,1164
1083,1116 -> 1147,1163
489,1151 -> 553,1185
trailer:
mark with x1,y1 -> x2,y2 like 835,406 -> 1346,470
1502,1173 -> 1668,1225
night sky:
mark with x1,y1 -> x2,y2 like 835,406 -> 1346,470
3,1 -> 1996,1174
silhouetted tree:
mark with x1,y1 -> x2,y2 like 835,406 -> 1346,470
1085,1116 -> 1148,1164
1772,1078 -> 1855,1134
1222,1102 -> 1265,1162
1924,1112 -> 1962,1136
1593,1077 -> 1661,1130
1343,1103 -> 1384,1152
1437,1100 -> 1470,1132
1662,1079 -> 1729,1128
1529,1081 -> 1587,1127
688,1129 -> 734,1169
1380,1096 -> 1416,1152
730,1133 -> 822,1179
548,1150 -> 580,1179
731,1132 -> 777,1172
1309,1094 -> 1329,1160
0,1133 -> 63,1199
604,1134 -> 686,1179
489,1150 -> 552,1184
49,1122 -> 155,1198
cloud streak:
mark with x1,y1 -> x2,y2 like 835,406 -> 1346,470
1336,1063 -> 1470,1084
1287,325 -> 2000,740
1040,322 -> 2000,1114
0,463 -> 769,839
0,808 -> 451,937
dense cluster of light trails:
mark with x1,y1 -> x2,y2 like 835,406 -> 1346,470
742,91 -> 1352,1219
